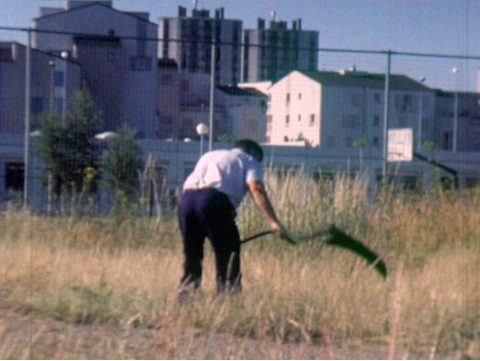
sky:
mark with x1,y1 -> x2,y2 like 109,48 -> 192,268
1,0 -> 479,91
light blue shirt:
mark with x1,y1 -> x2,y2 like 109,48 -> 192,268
183,148 -> 263,208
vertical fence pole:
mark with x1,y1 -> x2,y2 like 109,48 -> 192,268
208,38 -> 216,152
382,51 -> 391,181
23,28 -> 32,210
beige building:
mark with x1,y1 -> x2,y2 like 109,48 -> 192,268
32,0 -> 159,138
267,70 -> 434,156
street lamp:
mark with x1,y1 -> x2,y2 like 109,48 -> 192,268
196,122 -> 209,157
452,67 -> 459,152
95,131 -> 117,141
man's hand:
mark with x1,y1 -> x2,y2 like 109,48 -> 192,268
248,181 -> 293,242
270,221 -> 289,239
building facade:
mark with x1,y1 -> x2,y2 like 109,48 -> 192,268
242,18 -> 318,83
32,0 -> 159,138
216,86 -> 267,143
0,41 -> 81,135
434,90 -> 480,152
267,70 -> 435,158
158,6 -> 242,86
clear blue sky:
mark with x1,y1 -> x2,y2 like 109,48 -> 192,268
1,0 -> 479,91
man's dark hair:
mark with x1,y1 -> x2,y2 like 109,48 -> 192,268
234,139 -> 264,162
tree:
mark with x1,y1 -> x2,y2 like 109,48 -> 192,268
36,90 -> 102,196
101,129 -> 143,199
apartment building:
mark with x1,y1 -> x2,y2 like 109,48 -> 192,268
0,41 -> 81,198
31,0 -> 159,138
434,90 -> 480,152
267,70 -> 434,155
158,6 -> 242,86
242,17 -> 318,83
0,41 -> 81,135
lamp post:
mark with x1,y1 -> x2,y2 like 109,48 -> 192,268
196,122 -> 209,157
452,67 -> 459,152
48,59 -> 55,113
60,51 -> 69,124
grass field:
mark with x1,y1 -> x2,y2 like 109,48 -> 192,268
1,173 -> 479,359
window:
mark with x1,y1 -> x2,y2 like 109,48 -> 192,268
372,137 -> 380,147
309,114 -> 315,126
161,116 -> 173,125
180,79 -> 189,92
130,56 -> 152,71
160,74 -> 174,85
54,71 -> 64,87
31,97 -> 43,114
327,136 -> 336,147
374,93 -> 381,103
443,131 -> 451,150
342,115 -> 359,128
107,52 -> 115,63
5,162 -> 24,191
398,116 -> 408,127
55,97 -> 63,114
373,115 -> 380,127
298,92 -> 302,100
351,92 -> 361,107
0,97 -> 3,128
395,94 -> 417,113
298,114 -> 301,122
346,137 -> 354,147
285,115 -> 290,126
286,93 -> 290,104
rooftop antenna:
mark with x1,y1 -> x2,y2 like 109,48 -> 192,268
271,10 -> 276,21
193,0 -> 199,10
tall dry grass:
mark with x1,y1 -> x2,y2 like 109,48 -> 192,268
0,172 -> 479,358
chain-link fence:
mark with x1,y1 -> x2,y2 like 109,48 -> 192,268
1,24 -> 480,213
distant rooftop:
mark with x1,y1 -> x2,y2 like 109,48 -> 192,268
218,85 -> 266,97
298,69 -> 430,91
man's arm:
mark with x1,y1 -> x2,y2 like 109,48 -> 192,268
247,180 -> 288,239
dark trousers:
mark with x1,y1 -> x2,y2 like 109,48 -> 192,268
178,188 -> 241,293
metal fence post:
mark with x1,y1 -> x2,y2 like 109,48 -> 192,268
382,50 -> 391,181
208,37 -> 216,152
23,28 -> 32,210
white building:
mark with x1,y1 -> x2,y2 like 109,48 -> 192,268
267,70 -> 435,157
32,0 -> 159,138
216,86 -> 267,143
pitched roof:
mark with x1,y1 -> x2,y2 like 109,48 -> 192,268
34,2 -> 156,26
217,86 -> 266,97
297,70 -> 430,91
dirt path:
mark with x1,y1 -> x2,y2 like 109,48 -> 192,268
0,293 -> 463,359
